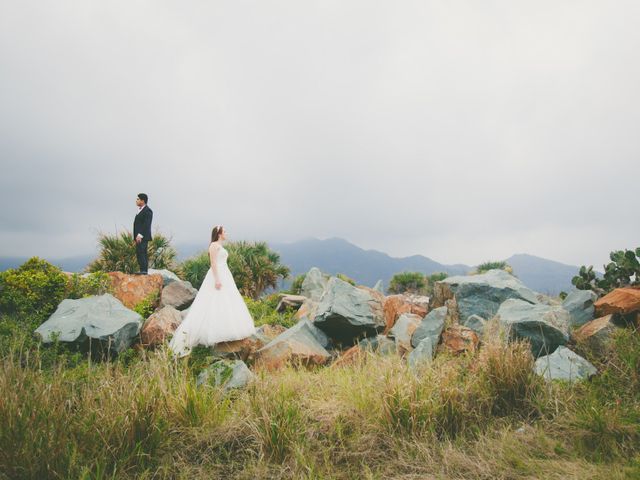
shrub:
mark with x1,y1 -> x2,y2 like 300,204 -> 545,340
474,261 -> 512,275
388,272 -> 426,294
0,257 -> 67,321
573,247 -> 640,296
289,274 -> 306,294
133,291 -> 160,319
245,294 -> 297,329
87,230 -> 177,274
180,251 -> 210,290
65,272 -> 112,299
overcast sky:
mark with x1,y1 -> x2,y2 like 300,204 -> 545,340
1,1 -> 638,268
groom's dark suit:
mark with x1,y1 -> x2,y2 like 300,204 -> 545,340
133,205 -> 153,273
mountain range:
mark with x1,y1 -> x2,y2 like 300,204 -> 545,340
0,237 -> 582,295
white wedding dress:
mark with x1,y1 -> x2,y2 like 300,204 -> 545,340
169,244 -> 256,357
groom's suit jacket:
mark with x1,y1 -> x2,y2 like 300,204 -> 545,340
133,205 -> 153,241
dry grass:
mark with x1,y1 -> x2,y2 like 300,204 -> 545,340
1,329 -> 639,479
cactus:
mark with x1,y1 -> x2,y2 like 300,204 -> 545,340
573,247 -> 640,297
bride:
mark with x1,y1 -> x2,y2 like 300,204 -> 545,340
169,225 -> 256,357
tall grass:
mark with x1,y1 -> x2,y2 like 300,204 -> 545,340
0,329 -> 638,479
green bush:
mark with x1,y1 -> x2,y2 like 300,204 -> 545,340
180,251 -> 210,290
388,272 -> 426,294
245,294 -> 297,329
65,272 -> 112,299
289,274 -> 306,295
573,247 -> 640,296
87,230 -> 177,274
133,291 -> 160,319
474,261 -> 512,275
0,257 -> 67,321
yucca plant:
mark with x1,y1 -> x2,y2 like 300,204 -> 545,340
87,230 -> 177,274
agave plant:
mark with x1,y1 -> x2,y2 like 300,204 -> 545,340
87,230 -> 177,274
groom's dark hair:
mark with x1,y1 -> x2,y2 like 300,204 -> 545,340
137,193 -> 148,204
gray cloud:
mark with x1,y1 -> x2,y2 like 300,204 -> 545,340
1,1 -> 639,269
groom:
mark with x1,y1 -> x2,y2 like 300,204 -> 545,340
133,193 -> 153,274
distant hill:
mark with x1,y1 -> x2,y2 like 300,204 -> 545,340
270,237 -> 470,290
505,253 -> 580,295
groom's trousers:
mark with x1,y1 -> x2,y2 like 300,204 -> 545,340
136,240 -> 149,273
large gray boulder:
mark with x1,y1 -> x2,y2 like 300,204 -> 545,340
432,270 -> 539,323
300,267 -> 330,302
34,294 -> 142,353
255,319 -> 332,369
497,299 -> 570,357
147,268 -> 181,286
313,277 -> 385,344
411,306 -> 447,349
196,359 -> 254,391
562,290 -> 597,327
407,337 -> 434,371
161,280 -> 198,310
534,346 -> 597,383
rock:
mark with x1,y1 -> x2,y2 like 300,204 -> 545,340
431,270 -> 539,323
107,272 -> 163,310
496,299 -> 570,357
300,267 -> 330,301
255,320 -> 332,370
463,314 -> 487,335
373,280 -> 384,293
534,346 -> 597,383
441,325 -> 479,355
160,280 -> 198,310
357,335 -> 397,355
331,345 -> 365,367
411,306 -> 447,350
407,337 -> 434,371
388,313 -> 422,354
313,277 -> 385,344
140,305 -> 182,347
34,294 -> 142,353
196,360 -> 254,391
594,287 -> 640,317
147,268 -> 181,286
276,294 -> 306,312
383,294 -> 429,334
212,324 -> 287,362
294,299 -> 319,321
573,314 -> 622,353
562,290 -> 597,327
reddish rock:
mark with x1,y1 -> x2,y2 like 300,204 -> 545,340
383,294 -> 429,334
141,305 -> 182,347
213,324 -> 287,362
107,272 -> 163,310
254,321 -> 331,371
573,314 -> 621,353
441,325 -> 479,355
594,287 -> 640,317
331,345 -> 365,368
294,299 -> 319,321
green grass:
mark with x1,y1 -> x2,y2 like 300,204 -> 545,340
0,314 -> 638,479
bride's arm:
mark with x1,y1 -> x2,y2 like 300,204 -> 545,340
209,244 -> 222,289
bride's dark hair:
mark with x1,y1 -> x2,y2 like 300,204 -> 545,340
211,225 -> 223,243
